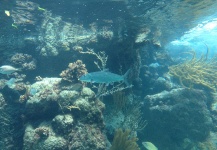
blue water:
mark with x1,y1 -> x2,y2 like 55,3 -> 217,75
1,0 -> 217,150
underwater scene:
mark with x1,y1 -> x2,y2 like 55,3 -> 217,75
1,0 -> 217,150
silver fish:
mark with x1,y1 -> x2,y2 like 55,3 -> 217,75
6,78 -> 16,88
142,142 -> 158,150
0,65 -> 20,75
79,69 -> 130,85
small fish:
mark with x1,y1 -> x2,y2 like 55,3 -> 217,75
6,78 -> 16,88
29,88 -> 37,96
0,65 -> 20,75
12,23 -> 18,29
38,7 -> 46,11
149,63 -> 160,68
79,69 -> 130,85
5,10 -> 10,16
142,142 -> 158,150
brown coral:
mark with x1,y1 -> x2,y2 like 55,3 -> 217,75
110,129 -> 140,150
10,53 -> 36,70
34,127 -> 49,140
60,60 -> 87,83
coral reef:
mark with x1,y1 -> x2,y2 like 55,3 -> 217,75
168,50 -> 217,91
11,1 -> 40,26
10,53 -> 37,70
143,88 -> 213,149
98,26 -> 114,40
34,126 -> 49,138
105,93 -> 147,135
73,97 -> 105,124
0,94 -> 12,149
181,137 -> 217,150
2,1 -> 217,150
23,123 -> 68,150
68,123 -> 106,150
37,11 -> 114,56
110,128 -> 140,150
21,77 -> 106,150
25,78 -> 61,119
0,91 -> 24,149
52,114 -> 74,135
60,60 -> 87,83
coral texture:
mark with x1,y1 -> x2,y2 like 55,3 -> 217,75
22,77 -> 106,150
143,88 -> 213,149
169,50 -> 217,91
60,60 -> 87,83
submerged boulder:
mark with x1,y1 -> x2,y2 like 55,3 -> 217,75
143,88 -> 213,148
23,122 -> 68,150
25,78 -> 61,119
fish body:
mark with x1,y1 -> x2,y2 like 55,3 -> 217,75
149,63 -> 160,68
29,88 -> 37,96
79,69 -> 130,85
142,142 -> 158,150
6,78 -> 16,88
0,65 -> 19,75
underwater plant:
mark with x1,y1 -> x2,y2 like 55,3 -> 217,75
110,128 -> 140,150
168,48 -> 217,92
109,92 -> 147,132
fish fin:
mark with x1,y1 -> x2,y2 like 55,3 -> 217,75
17,68 -> 22,72
142,141 -> 158,150
90,79 -> 95,83
123,69 -> 131,86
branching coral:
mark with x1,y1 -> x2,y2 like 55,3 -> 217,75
80,48 -> 108,70
60,60 -> 87,83
168,49 -> 217,91
110,128 -> 140,150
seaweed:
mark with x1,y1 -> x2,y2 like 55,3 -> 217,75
168,47 -> 217,92
110,128 -> 140,150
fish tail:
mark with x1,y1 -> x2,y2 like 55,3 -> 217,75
123,69 -> 131,86
17,68 -> 22,71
